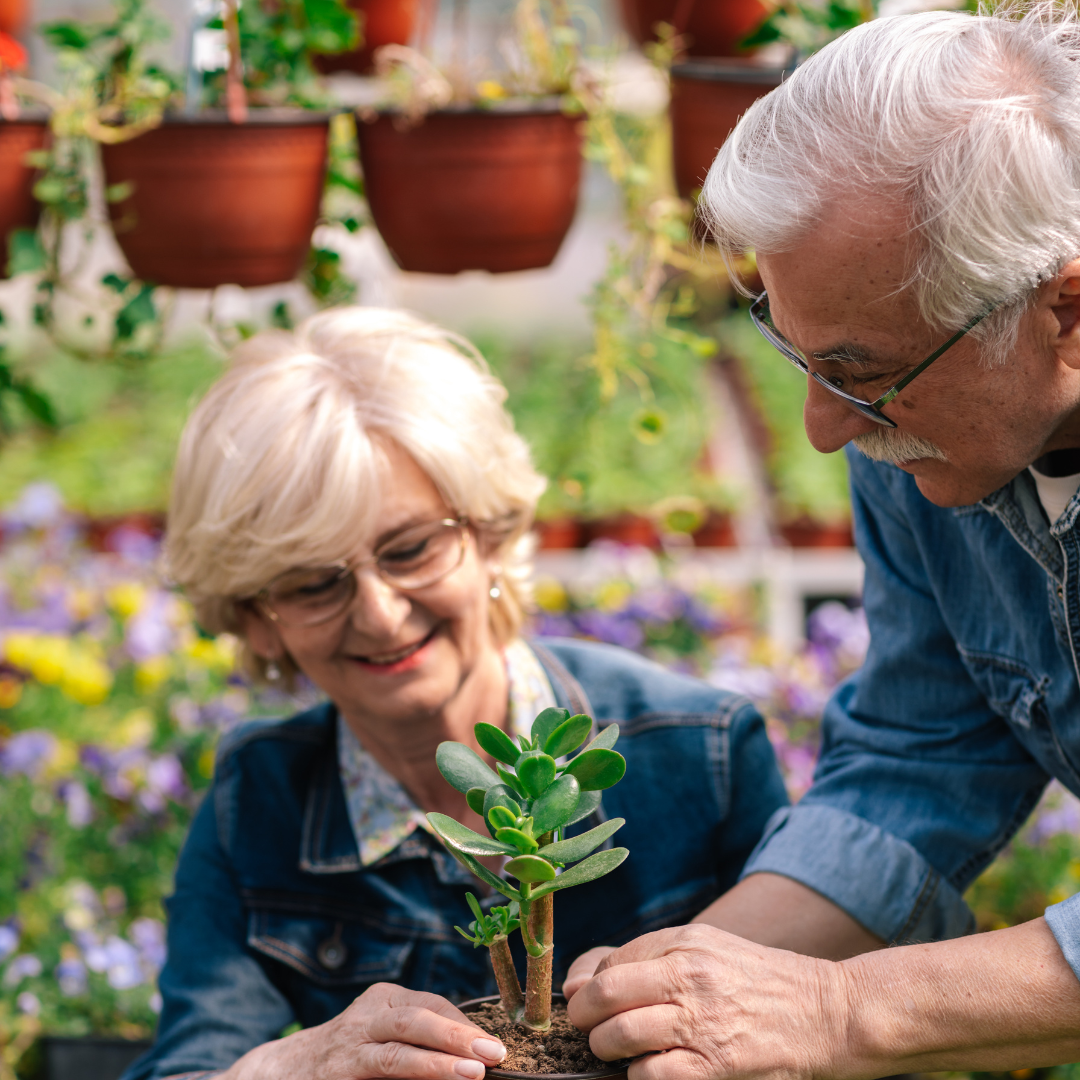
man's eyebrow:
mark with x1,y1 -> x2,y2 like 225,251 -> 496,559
812,342 -> 894,368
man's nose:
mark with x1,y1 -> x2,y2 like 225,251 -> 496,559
802,376 -> 882,453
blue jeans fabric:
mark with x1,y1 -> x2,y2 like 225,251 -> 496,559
744,447 -> 1080,970
122,637 -> 789,1080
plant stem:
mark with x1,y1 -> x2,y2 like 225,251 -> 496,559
223,0 -> 247,124
489,935 -> 525,1019
522,891 -> 553,1030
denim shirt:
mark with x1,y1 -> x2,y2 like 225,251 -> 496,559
123,637 -> 789,1080
744,446 -> 1080,975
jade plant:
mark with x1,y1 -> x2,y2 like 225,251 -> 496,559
427,706 -> 628,1031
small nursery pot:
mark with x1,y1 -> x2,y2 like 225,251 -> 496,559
313,0 -> 418,74
0,116 -> 47,277
618,0 -> 769,57
100,110 -> 329,289
357,106 -> 584,274
459,994 -> 628,1080
669,59 -> 785,198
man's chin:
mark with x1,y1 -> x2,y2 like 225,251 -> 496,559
908,463 -> 999,508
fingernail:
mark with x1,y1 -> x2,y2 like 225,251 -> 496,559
455,1060 -> 486,1078
471,1038 -> 506,1062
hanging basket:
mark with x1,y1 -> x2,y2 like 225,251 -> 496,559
357,105 -> 584,274
313,0 -> 418,75
618,0 -> 769,58
99,111 -> 329,289
0,117 -> 46,277
669,59 -> 784,198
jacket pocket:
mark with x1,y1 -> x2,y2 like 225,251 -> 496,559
247,909 -> 413,988
957,648 -> 1049,730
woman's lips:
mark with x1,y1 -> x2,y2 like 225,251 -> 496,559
349,626 -> 440,674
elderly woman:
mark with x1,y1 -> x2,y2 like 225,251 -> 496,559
124,307 -> 789,1080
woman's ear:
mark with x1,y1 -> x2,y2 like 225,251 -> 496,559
234,601 -> 284,662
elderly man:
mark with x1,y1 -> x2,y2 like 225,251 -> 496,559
563,6 -> 1080,1078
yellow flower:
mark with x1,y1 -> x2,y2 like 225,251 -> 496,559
108,707 -> 154,749
534,578 -> 569,614
29,635 -> 70,685
0,677 -> 22,709
596,581 -> 632,613
135,656 -> 172,695
107,582 -> 146,620
184,635 -> 237,675
60,653 -> 113,706
66,587 -> 98,621
43,738 -> 78,780
1049,884 -> 1076,905
198,747 -> 216,779
476,80 -> 506,100
3,631 -> 37,670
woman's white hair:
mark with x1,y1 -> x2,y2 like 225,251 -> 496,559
700,2 -> 1080,363
165,307 -> 546,679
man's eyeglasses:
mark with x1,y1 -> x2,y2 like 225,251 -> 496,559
256,518 -> 469,628
749,292 -> 991,428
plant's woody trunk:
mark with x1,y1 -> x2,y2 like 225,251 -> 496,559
523,892 -> 553,1030
489,935 -> 524,1019
223,0 -> 247,123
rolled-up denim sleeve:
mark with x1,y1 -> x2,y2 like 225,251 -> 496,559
121,777 -> 295,1080
741,449 -> 1050,945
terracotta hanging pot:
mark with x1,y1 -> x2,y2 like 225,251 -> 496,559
619,0 -> 768,57
0,0 -> 28,34
669,58 -> 784,198
99,111 -> 329,289
779,518 -> 854,548
535,518 -> 585,550
0,117 -> 46,278
357,106 -> 584,274
581,514 -> 661,550
313,0 -> 418,75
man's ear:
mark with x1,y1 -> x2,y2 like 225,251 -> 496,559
1047,259 -> 1080,360
234,601 -> 284,662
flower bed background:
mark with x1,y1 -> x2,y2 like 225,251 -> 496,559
0,487 -> 1077,1080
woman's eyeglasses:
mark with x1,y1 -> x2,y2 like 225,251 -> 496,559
749,291 -> 991,429
256,518 -> 469,627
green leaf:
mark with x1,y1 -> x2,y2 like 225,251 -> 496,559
538,818 -> 625,865
517,752 -> 557,798
496,827 -> 539,854
529,847 -> 629,899
530,773 -> 581,833
114,285 -> 157,341
562,749 -> 626,791
505,854 -> 557,883
566,789 -> 602,827
488,805 -> 517,831
5,229 -> 45,277
483,784 -> 521,822
580,723 -> 620,754
436,742 -> 500,794
466,788 -> 487,816
497,762 -> 527,798
517,734 -> 533,752
474,722 -> 521,767
455,924 -> 482,946
426,812 -> 517,857
544,714 -> 592,759
466,891 -> 485,924
450,847 -> 522,903
531,706 -> 570,748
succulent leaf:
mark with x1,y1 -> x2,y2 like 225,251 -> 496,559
496,827 -> 539,854
446,846 -> 522,902
529,847 -> 629,898
562,748 -> 626,791
543,713 -> 593,759
488,804 -> 518,831
517,752 -> 557,798
530,773 -> 581,832
531,706 -> 570,748
565,789 -> 602,826
505,854 -> 557,883
474,722 -> 522,767
497,762 -> 528,798
436,742 -> 500,794
579,723 -> 620,754
465,787 -> 487,816
426,812 -> 517,857
466,891 -> 485,924
537,817 -> 625,864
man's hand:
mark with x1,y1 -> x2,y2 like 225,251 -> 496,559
566,924 -> 847,1080
563,946 -> 615,999
224,984 -> 507,1080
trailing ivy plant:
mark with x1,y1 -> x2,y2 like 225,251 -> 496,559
428,707 -> 627,1031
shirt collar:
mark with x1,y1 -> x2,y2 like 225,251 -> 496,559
337,638 -> 558,867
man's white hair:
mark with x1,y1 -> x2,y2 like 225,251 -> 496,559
700,3 -> 1080,362
165,307 -> 546,679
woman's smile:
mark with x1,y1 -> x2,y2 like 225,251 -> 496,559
348,624 -> 442,673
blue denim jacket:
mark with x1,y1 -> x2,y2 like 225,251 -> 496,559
744,447 -> 1080,974
123,637 -> 788,1080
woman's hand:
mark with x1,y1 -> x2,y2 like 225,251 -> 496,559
226,983 -> 508,1080
565,924 -> 848,1080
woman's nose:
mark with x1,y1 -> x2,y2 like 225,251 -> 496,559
802,376 -> 881,453
345,569 -> 412,637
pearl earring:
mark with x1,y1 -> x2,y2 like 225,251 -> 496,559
266,660 -> 281,682
489,581 -> 502,600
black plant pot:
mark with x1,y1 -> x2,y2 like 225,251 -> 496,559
41,1036 -> 152,1080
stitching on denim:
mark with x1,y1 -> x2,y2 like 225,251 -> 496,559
893,867 -> 938,945
619,708 -> 739,737
249,931 -> 410,985
956,646 -> 1039,681
241,889 -> 455,939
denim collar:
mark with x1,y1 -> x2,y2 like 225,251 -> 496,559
980,468 -> 1065,581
